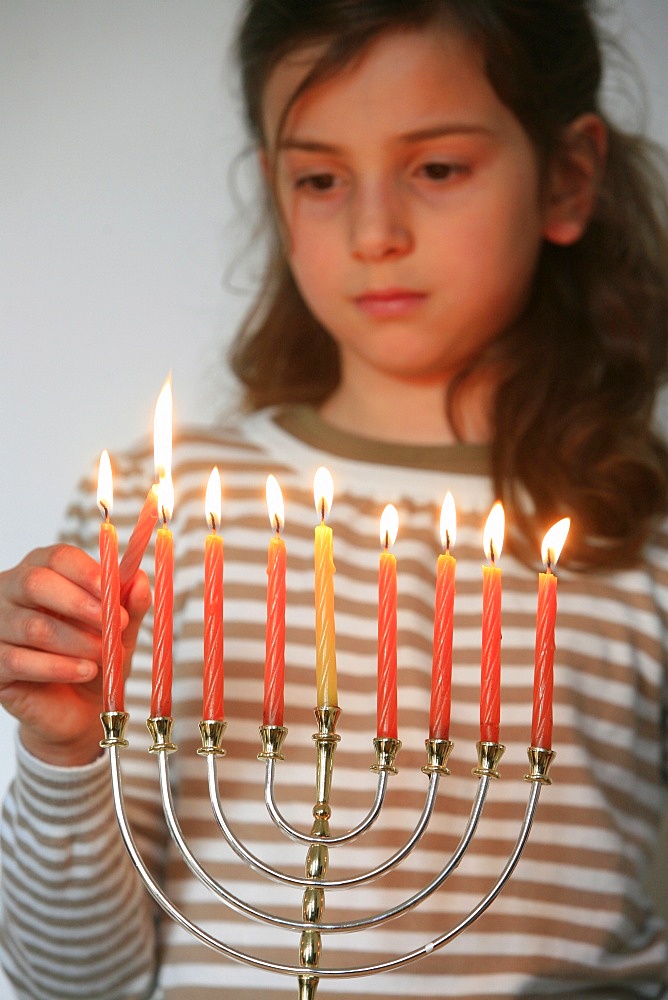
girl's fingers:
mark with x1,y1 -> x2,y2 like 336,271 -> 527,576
0,607 -> 102,665
0,644 -> 98,687
11,548 -> 103,628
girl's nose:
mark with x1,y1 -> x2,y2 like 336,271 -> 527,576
349,181 -> 412,261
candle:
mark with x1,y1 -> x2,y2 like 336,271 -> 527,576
429,492 -> 456,740
377,504 -> 399,739
151,474 -> 174,718
532,517 -> 570,750
203,468 -> 224,722
150,380 -> 174,719
313,467 -> 337,709
97,451 -> 124,713
119,484 -> 159,604
264,475 -> 286,727
480,502 -> 504,744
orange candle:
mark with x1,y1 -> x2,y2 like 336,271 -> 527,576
151,475 -> 174,719
97,451 -> 124,713
264,475 -> 286,727
203,468 -> 224,722
429,492 -> 456,740
532,518 -> 570,750
119,484 -> 159,603
313,467 -> 337,709
377,504 -> 398,739
480,502 -> 504,744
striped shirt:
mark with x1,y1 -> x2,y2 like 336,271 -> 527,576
1,405 -> 667,1000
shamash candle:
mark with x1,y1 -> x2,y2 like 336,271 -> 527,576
377,504 -> 399,739
313,467 -> 337,709
203,468 -> 224,722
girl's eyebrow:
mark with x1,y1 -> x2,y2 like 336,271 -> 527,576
400,123 -> 493,142
278,123 -> 492,154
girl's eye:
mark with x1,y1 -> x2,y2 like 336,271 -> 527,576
295,172 -> 338,192
418,162 -> 464,181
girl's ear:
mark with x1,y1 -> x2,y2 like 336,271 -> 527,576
542,113 -> 608,246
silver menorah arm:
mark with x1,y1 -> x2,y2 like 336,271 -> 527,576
262,755 -> 390,846
102,708 -> 555,996
210,757 -> 440,889
156,716 -> 477,908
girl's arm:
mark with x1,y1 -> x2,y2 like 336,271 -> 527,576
0,502 -> 161,997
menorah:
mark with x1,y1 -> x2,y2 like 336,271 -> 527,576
94,384 -> 567,997
99,707 -> 555,999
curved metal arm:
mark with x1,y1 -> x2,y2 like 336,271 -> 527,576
207,752 -> 443,891
109,745 -> 542,977
264,757 -> 389,845
165,748 -> 491,931
156,751 -> 317,932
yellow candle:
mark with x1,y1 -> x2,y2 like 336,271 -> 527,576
313,467 -> 337,708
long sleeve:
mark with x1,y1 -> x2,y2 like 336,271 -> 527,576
0,737 -> 157,1000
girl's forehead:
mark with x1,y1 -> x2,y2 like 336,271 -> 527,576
261,25 -> 488,151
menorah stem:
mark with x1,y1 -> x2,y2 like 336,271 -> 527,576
297,707 -> 341,997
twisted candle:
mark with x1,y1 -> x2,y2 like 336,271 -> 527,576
313,468 -> 337,709
98,451 -> 124,713
430,493 -> 456,740
119,484 -> 159,603
480,503 -> 504,744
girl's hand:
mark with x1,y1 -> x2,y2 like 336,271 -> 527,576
0,544 -> 151,767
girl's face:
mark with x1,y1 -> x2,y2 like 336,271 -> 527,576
262,25 -> 552,389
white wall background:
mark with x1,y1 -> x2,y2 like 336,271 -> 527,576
0,1 -> 667,994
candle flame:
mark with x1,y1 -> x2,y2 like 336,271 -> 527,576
158,472 -> 174,523
205,467 -> 222,531
97,450 -> 113,518
313,467 -> 334,521
266,474 -> 285,533
541,517 -> 570,568
154,377 -> 172,482
483,502 -> 505,562
440,491 -> 456,551
379,504 -> 399,549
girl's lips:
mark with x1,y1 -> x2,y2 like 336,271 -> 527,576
354,289 -> 427,318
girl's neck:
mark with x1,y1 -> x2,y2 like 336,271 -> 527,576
318,369 -> 493,446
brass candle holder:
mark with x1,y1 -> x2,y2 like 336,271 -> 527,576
100,707 -> 554,998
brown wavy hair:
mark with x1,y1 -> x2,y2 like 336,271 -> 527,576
229,0 -> 668,570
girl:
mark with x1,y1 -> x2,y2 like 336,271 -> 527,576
1,1 -> 666,998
